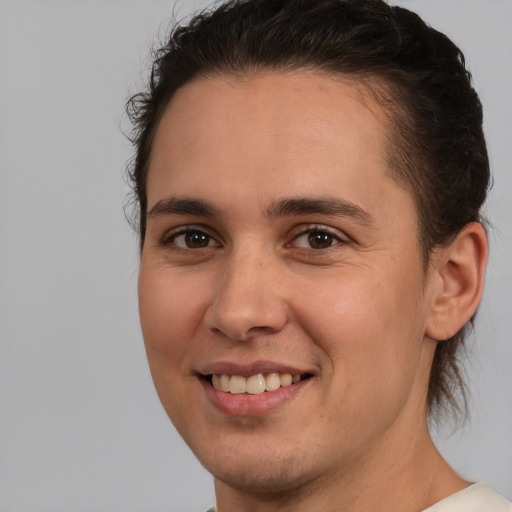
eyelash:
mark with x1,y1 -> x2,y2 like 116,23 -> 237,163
162,224 -> 347,252
288,225 -> 347,250
163,226 -> 221,250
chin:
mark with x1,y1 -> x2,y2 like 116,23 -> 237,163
200,442 -> 322,496
213,465 -> 313,496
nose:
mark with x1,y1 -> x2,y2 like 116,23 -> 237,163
203,248 -> 288,341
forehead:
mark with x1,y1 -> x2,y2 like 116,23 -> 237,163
152,71 -> 389,158
148,71 -> 412,222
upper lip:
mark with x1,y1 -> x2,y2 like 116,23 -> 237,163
198,360 -> 314,378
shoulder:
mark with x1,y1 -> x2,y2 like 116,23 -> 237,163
423,483 -> 512,512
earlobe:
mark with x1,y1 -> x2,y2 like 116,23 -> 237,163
425,222 -> 489,341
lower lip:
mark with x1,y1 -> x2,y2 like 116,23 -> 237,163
201,378 -> 310,416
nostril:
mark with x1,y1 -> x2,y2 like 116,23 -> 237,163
236,325 -> 277,341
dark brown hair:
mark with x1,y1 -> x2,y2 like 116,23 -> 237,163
126,0 -> 490,419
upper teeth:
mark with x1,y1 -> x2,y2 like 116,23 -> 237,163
211,373 -> 302,395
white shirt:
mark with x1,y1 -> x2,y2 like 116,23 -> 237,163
422,483 -> 512,512
207,482 -> 512,511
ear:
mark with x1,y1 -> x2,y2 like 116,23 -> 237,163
425,222 -> 489,341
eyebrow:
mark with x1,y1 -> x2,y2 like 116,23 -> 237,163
267,197 -> 374,225
147,195 -> 374,225
148,197 -> 220,219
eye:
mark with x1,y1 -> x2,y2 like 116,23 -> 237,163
291,228 -> 344,250
167,228 -> 219,249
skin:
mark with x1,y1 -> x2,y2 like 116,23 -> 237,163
138,72 -> 487,511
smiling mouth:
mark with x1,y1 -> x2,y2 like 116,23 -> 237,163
204,373 -> 312,395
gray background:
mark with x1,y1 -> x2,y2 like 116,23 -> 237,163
0,0 -> 510,510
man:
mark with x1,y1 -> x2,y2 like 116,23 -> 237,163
126,1 -> 511,510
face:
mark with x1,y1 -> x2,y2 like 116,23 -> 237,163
138,72 -> 437,494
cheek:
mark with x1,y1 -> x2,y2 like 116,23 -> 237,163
138,269 -> 207,428
296,269 -> 422,341
138,268 -> 204,375
293,269 -> 426,396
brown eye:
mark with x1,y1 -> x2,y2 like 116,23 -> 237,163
170,230 -> 218,249
291,228 -> 343,250
307,230 -> 335,249
184,231 -> 210,248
